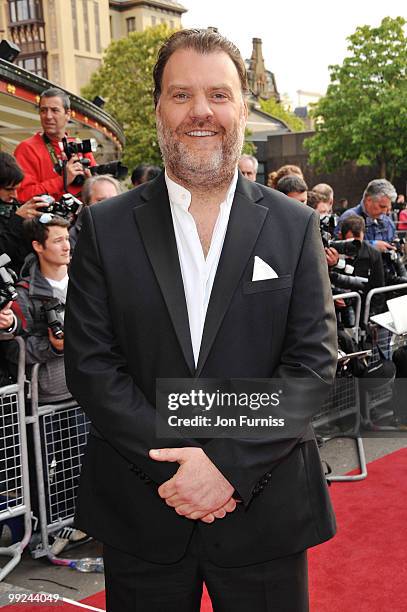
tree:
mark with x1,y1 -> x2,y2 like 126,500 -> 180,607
304,17 -> 407,181
259,98 -> 305,132
82,25 -> 171,168
82,25 -> 256,169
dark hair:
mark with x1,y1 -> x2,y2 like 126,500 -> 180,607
145,165 -> 161,181
276,174 -> 308,195
153,28 -> 249,107
131,164 -> 162,185
40,87 -> 70,111
131,164 -> 148,186
24,216 -> 70,247
0,152 -> 24,189
307,190 -> 326,210
340,215 -> 365,238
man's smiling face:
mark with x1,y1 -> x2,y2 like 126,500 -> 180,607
156,48 -> 247,189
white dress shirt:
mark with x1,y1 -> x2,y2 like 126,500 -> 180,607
166,170 -> 238,366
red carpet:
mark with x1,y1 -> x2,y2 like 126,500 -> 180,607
309,447 -> 407,612
3,448 -> 406,611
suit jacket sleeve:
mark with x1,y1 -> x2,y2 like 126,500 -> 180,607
204,211 -> 338,506
64,207 -> 203,484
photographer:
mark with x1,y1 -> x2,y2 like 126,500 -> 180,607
336,179 -> 397,252
0,152 -> 50,273
5,216 -> 71,402
338,216 -> 385,293
14,88 -> 96,203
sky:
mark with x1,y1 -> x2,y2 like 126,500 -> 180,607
182,0 -> 407,107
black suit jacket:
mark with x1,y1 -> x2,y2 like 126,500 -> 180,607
65,173 -> 338,566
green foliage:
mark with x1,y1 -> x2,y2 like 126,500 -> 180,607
243,128 -> 257,155
259,97 -> 305,132
304,17 -> 407,180
82,25 -> 173,168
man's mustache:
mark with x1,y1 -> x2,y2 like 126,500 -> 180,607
176,121 -> 225,135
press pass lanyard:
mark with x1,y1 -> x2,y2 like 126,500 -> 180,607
42,133 -> 70,191
42,133 -> 64,172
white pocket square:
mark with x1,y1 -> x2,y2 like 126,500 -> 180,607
252,256 -> 279,281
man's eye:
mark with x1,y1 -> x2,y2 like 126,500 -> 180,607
174,93 -> 188,100
212,93 -> 228,100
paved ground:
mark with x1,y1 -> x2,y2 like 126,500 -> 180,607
1,436 -> 406,607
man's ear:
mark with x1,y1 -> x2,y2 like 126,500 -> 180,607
32,240 -> 43,255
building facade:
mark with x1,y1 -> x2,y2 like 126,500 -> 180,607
0,0 -> 185,94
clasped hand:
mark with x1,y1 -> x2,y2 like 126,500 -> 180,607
149,447 -> 238,523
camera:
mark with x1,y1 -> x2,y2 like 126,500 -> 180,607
39,194 -> 82,219
42,298 -> 64,339
382,237 -> 407,284
62,137 -> 97,159
59,137 -> 128,187
329,271 -> 368,291
0,253 -> 18,309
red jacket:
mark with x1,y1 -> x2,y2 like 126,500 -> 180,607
398,209 -> 407,231
14,132 -> 96,203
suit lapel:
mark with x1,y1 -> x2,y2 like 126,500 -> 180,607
195,176 -> 268,377
133,174 -> 195,375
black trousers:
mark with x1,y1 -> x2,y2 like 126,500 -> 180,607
103,529 -> 309,612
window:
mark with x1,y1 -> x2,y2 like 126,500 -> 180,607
8,0 -> 42,23
82,0 -> 90,52
126,17 -> 135,34
151,16 -> 156,26
71,0 -> 79,49
17,54 -> 46,77
94,1 -> 101,52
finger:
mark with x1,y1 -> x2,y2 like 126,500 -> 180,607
157,477 -> 177,499
222,497 -> 237,513
149,448 -> 185,463
199,513 -> 215,523
212,508 -> 226,519
174,504 -> 197,516
164,493 -> 186,507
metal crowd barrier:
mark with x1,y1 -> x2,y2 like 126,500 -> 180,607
0,337 -> 32,581
28,363 -> 90,560
360,284 -> 407,431
312,292 -> 367,481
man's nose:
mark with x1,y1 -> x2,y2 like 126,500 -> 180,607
189,94 -> 213,120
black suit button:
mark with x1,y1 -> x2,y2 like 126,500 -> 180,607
265,472 -> 272,478
260,477 -> 268,485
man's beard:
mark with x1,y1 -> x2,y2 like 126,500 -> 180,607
156,110 -> 246,191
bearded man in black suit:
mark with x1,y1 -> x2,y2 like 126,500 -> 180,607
65,28 -> 337,612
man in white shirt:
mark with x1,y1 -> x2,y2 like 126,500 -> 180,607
65,29 -> 337,612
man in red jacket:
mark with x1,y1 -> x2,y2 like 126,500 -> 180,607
14,88 -> 96,203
